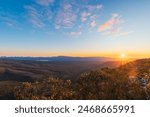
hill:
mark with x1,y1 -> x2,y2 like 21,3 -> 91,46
0,59 -> 119,82
0,58 -> 149,100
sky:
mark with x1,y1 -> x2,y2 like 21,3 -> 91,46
0,0 -> 150,58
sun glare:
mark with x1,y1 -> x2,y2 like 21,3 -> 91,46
120,53 -> 126,58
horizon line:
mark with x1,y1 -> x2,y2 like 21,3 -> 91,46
0,55 -> 148,60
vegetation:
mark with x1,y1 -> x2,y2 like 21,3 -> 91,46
0,59 -> 150,100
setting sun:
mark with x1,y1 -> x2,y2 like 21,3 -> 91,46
120,53 -> 126,58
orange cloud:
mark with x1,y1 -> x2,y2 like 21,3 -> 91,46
98,14 -> 123,32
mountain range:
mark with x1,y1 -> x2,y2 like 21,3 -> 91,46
0,56 -> 114,62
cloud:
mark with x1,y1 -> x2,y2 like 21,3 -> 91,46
80,4 -> 103,23
96,4 -> 103,9
102,28 -> 134,37
90,15 -> 97,21
98,14 -> 123,32
0,14 -> 20,29
55,11 -> 77,28
23,0 -> 103,36
97,13 -> 133,37
25,1 -> 78,30
97,13 -> 134,37
55,3 -> 77,29
86,4 -> 103,11
46,9 -> 52,21
81,12 -> 91,22
25,5 -> 45,28
69,31 -> 82,37
30,18 -> 44,28
36,0 -> 54,6
114,31 -> 134,37
90,20 -> 96,27
102,27 -> 122,35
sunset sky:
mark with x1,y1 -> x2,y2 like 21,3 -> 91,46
0,0 -> 150,58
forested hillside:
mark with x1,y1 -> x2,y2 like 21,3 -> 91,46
13,58 -> 150,100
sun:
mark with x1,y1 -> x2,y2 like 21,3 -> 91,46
120,53 -> 126,58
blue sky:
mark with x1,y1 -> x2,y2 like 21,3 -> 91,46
0,0 -> 150,57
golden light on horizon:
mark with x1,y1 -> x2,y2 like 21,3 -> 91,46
120,53 -> 126,59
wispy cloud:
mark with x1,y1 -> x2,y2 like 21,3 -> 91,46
98,14 -> 123,32
68,31 -> 82,37
96,4 -> 103,9
86,4 -> 103,11
114,31 -> 134,37
102,27 -> 134,37
81,12 -> 91,22
23,1 -> 103,36
0,14 -> 20,29
24,5 -> 45,28
36,0 -> 54,6
55,3 -> 77,29
97,13 -> 133,37
90,20 -> 96,27
81,4 -> 103,23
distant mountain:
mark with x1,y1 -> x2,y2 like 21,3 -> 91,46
0,56 -> 114,62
